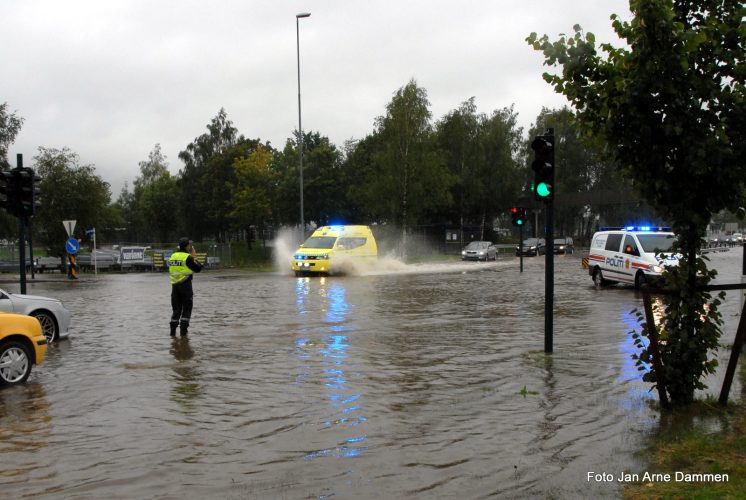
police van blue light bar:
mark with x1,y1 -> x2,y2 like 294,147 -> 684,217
600,226 -> 672,232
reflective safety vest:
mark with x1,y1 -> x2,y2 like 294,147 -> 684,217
168,251 -> 193,285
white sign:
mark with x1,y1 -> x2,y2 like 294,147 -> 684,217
120,246 -> 146,263
62,220 -> 77,237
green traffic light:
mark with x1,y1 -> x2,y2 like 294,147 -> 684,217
517,220 -> 523,225
536,182 -> 551,198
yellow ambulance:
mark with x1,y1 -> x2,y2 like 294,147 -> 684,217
292,225 -> 378,276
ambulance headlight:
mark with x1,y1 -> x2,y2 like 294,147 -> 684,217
319,254 -> 329,260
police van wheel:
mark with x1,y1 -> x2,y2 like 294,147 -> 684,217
593,268 -> 606,287
634,272 -> 646,290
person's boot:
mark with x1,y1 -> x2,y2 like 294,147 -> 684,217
180,324 -> 189,336
170,323 -> 177,337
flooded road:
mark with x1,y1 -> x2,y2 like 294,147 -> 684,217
1,250 -> 744,499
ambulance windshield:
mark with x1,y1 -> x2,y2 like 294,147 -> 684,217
637,233 -> 675,253
303,236 -> 337,249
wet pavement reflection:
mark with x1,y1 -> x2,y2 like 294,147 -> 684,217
1,250 -> 744,498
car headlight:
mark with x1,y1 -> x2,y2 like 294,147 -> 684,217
462,251 -> 467,255
652,265 -> 664,273
319,254 -> 329,260
478,251 -> 485,255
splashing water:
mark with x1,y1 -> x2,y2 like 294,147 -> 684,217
273,228 -> 302,276
271,228 -> 504,277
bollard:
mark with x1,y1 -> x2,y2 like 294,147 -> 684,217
67,253 -> 78,280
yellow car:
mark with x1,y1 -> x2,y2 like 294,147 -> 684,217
0,312 -> 47,386
292,225 -> 378,276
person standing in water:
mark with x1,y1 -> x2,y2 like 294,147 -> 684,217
168,237 -> 203,336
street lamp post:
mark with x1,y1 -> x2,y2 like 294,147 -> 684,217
296,12 -> 311,235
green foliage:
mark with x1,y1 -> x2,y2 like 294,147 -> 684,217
371,79 -> 455,229
32,147 -> 112,257
134,144 -> 179,243
436,99 -> 524,238
228,144 -> 275,241
177,108 -> 247,241
529,0 -> 745,406
0,103 -> 23,170
629,257 -> 724,405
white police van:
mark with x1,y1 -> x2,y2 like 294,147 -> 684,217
588,226 -> 678,289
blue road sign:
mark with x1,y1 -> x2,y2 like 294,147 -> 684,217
65,238 -> 80,254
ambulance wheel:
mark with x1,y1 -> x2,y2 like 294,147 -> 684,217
593,268 -> 607,287
634,272 -> 646,290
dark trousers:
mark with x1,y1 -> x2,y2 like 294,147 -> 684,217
170,280 -> 194,330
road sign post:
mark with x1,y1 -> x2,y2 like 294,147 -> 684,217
66,238 -> 80,280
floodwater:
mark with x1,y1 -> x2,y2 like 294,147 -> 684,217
1,248 -> 744,499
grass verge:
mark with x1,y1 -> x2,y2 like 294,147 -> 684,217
624,356 -> 746,499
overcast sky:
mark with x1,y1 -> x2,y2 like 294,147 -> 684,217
2,0 -> 631,197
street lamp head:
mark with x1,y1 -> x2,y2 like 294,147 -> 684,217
296,12 -> 311,18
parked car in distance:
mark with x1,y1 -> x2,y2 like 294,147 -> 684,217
516,238 -> 546,257
0,288 -> 72,344
461,241 -> 497,261
0,312 -> 47,386
553,237 -> 574,254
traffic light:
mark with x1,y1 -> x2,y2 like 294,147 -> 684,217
0,170 -> 19,216
511,206 -> 525,226
531,132 -> 554,202
14,167 -> 41,217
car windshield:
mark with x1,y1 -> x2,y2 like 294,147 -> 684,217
523,238 -> 540,246
302,236 -> 337,249
554,239 -> 567,244
637,233 -> 675,253
465,241 -> 490,250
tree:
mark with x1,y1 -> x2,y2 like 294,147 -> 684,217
178,108 -> 245,241
477,106 -> 524,236
0,103 -> 24,239
369,80 -> 454,243
436,100 -> 523,241
0,103 -> 23,170
134,144 -> 180,244
32,147 -> 112,257
436,98 -> 482,237
228,144 -> 275,247
528,0 -> 746,405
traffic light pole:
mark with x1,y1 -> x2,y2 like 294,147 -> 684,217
16,154 -> 27,294
545,200 -> 554,353
519,223 -> 524,273
543,128 -> 555,353
19,217 -> 27,295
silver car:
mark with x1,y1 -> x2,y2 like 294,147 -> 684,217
461,241 -> 497,261
0,288 -> 72,343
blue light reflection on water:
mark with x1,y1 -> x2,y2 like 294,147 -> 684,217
293,278 -> 368,462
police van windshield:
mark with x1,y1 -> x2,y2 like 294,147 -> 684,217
637,234 -> 675,253
303,236 -> 337,249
